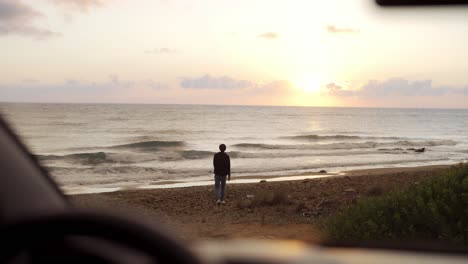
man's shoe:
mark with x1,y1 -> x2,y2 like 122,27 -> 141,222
220,200 -> 226,204
216,199 -> 221,205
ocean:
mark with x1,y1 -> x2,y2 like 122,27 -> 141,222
1,103 -> 468,193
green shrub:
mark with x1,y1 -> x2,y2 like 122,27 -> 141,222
326,163 -> 468,245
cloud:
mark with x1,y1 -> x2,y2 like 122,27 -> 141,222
141,79 -> 169,90
0,25 -> 60,39
173,78 -> 294,106
50,0 -> 103,12
144,48 -> 177,54
326,25 -> 359,34
258,32 -> 279,39
251,80 -> 291,93
180,75 -> 253,89
321,82 -> 354,97
360,79 -> 441,97
0,0 -> 60,39
0,0 -> 41,21
0,77 -> 170,103
321,78 -> 468,98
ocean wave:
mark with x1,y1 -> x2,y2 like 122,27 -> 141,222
129,135 -> 160,142
110,140 -> 185,150
38,152 -> 108,165
128,129 -> 211,135
393,140 -> 457,147
38,152 -> 158,165
48,121 -> 87,127
233,143 -> 284,149
234,139 -> 457,151
229,150 -> 388,159
47,157 -> 452,186
37,139 -> 458,166
284,135 -> 361,141
46,165 -> 183,185
284,134 -> 402,141
233,142 -> 386,150
180,150 -> 213,159
37,148 -> 396,165
313,130 -> 369,135
239,158 -> 451,175
47,165 -> 166,174
38,149 -> 214,165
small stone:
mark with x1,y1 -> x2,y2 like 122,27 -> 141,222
296,203 -> 306,212
345,188 -> 356,193
319,170 -> 327,173
286,202 -> 306,214
260,180 -> 267,183
237,199 -> 253,209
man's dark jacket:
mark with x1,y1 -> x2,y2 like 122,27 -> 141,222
213,152 -> 230,176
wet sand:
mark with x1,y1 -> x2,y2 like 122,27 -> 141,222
71,165 -> 450,242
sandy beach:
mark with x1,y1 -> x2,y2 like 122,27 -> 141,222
71,165 -> 450,242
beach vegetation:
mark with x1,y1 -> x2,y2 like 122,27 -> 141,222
326,163 -> 468,244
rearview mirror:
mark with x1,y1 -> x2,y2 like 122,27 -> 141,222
377,0 -> 468,5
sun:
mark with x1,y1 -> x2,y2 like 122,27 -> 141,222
293,73 -> 324,93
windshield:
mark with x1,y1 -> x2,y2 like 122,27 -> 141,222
0,0 -> 467,246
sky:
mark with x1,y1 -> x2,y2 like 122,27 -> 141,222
1,0 -> 468,108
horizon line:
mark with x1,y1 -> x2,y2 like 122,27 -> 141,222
0,101 -> 467,111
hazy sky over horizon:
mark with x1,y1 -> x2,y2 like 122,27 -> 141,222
1,0 -> 468,108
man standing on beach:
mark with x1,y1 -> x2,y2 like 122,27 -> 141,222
213,144 -> 231,205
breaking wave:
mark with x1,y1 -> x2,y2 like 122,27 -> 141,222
180,150 -> 213,159
38,152 -> 109,165
110,140 -> 185,150
37,152 -> 158,165
234,139 -> 457,150
46,156 -> 451,186
37,139 -> 458,167
284,134 -> 402,141
229,157 -> 451,175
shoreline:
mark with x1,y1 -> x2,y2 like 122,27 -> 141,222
63,164 -> 452,195
62,172 -> 339,195
71,164 -> 451,242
